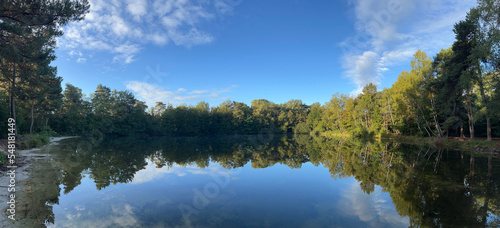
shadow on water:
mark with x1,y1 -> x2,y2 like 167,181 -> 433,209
13,135 -> 500,227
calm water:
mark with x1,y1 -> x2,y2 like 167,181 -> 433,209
13,135 -> 500,227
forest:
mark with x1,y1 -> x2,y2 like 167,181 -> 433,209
1,0 -> 500,140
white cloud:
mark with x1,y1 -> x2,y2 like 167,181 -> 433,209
131,161 -> 185,184
214,0 -> 241,16
58,0 -> 240,64
126,0 -> 147,21
339,181 -> 410,227
48,203 -> 141,228
110,15 -> 130,37
68,50 -> 82,56
341,0 -> 477,93
125,81 -> 235,107
76,58 -> 87,63
150,33 -> 169,45
112,43 -> 141,64
188,90 -> 210,95
168,27 -> 214,47
131,159 -> 234,184
344,51 -> 382,94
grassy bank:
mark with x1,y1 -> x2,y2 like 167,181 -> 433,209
317,132 -> 351,137
0,129 -> 59,168
16,133 -> 52,149
312,131 -> 499,153
0,133 -> 50,168
381,135 -> 500,153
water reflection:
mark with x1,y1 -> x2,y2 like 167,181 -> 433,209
340,183 -> 409,227
13,135 -> 500,227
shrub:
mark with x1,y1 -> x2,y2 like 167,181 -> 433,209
293,122 -> 311,135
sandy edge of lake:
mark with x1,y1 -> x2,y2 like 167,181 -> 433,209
0,136 -> 78,227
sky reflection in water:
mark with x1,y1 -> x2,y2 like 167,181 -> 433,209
48,159 -> 408,228
14,136 -> 499,228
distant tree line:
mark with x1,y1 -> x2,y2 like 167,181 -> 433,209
47,83 -> 310,136
1,0 -> 499,139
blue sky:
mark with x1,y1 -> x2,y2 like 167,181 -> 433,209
54,0 -> 476,108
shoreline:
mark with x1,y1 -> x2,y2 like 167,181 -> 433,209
317,133 -> 500,153
0,136 -> 78,227
381,135 -> 500,154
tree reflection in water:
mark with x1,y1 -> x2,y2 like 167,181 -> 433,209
14,135 -> 500,227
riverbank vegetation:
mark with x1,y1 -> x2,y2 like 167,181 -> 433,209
0,0 -> 499,148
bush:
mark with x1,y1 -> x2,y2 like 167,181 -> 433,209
30,138 -> 43,147
293,122 -> 311,135
40,126 -> 58,137
17,132 -> 52,149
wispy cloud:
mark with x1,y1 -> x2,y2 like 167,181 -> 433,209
131,161 -> 188,184
339,181 -> 410,227
341,0 -> 476,93
125,81 -> 236,107
47,203 -> 141,228
131,159 -> 234,184
76,58 -> 87,63
58,0 -> 241,64
68,50 -> 83,56
188,90 -> 210,95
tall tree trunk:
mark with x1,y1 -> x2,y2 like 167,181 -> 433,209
10,64 -> 18,139
30,101 -> 34,134
418,106 -> 436,137
486,116 -> 491,141
337,110 -> 343,133
364,111 -> 368,129
477,78 -> 492,141
387,97 -> 395,126
466,92 -> 474,139
430,94 -> 443,137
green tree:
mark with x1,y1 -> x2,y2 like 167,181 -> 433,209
194,101 -> 210,134
53,83 -> 89,134
279,99 -> 308,133
307,102 -> 323,133
251,99 -> 278,132
161,104 -> 177,135
90,84 -> 114,134
0,0 -> 89,137
392,50 -> 438,137
468,1 -> 500,140
151,102 -> 166,117
453,16 -> 480,139
18,64 -> 62,134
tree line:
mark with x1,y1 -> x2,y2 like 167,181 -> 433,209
306,1 -> 500,140
1,0 -> 499,140
48,83 -> 310,136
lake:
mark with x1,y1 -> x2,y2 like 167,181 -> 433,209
12,135 -> 500,227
